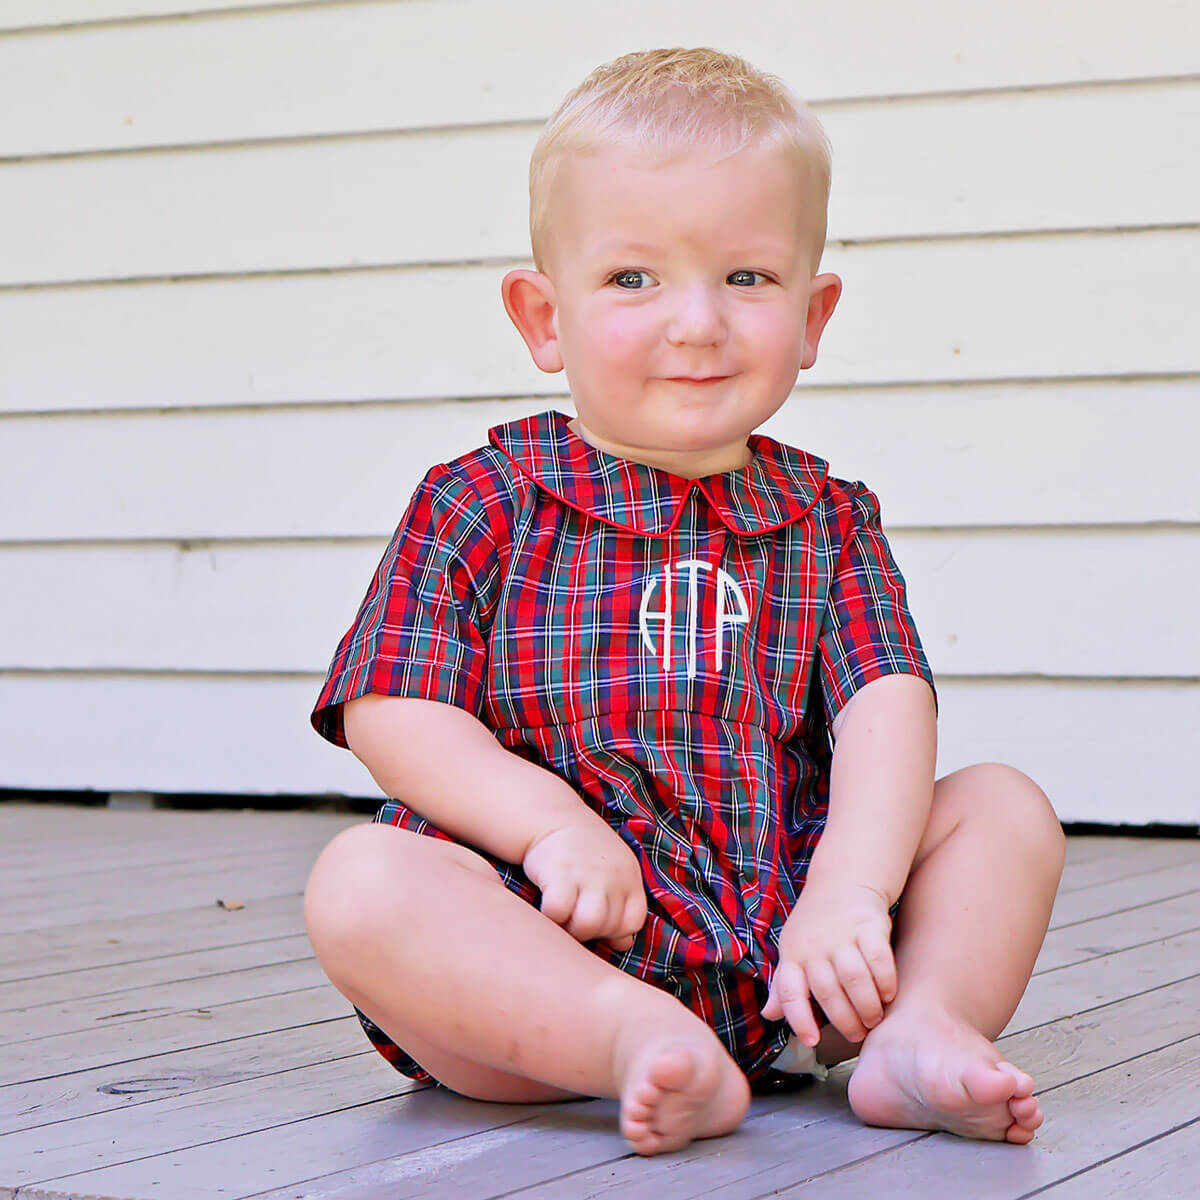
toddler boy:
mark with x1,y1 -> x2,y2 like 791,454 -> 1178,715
303,47 -> 1066,1157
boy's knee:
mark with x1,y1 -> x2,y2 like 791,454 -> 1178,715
969,763 -> 1065,866
303,822 -> 499,947
303,823 -> 393,950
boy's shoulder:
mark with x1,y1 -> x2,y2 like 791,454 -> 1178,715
819,470 -> 888,529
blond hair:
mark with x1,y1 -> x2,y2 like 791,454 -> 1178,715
528,47 -> 833,276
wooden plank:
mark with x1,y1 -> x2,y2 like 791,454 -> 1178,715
1060,836 -> 1136,868
1034,891 -> 1200,973
478,975 -> 1200,1199
3,951 -> 329,1044
0,931 -> 313,1013
14,1085 -> 590,1200
1048,862 -> 1200,928
1058,834 -> 1178,871
3,83 -> 1197,287
1009,926 -> 1200,1033
0,830 -> 1167,1009
1054,838 -> 1200,893
0,811 -> 350,883
3,835 -> 314,907
2,837 -> 319,887
3,835 -> 1171,1183
0,847 -> 317,935
4,379 -> 1199,541
60,958 -> 1198,1200
0,886 -> 309,984
1,0 -> 1195,156
755,1038 -> 1200,1198
0,1010 -> 375,1134
0,831 -> 1190,1015
0,813 -> 1191,1195
0,977 -> 353,1082
4,528 -> 1197,679
0,801 -> 356,842
2,229 -> 1197,415
10,870 -> 1187,1041
1033,1116 -> 1200,1197
14,879 -> 1200,1196
1,1051 -> 418,1196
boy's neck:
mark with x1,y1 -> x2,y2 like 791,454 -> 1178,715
566,416 -> 754,479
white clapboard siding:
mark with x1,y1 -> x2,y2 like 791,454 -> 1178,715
1,0 -> 1196,155
1,675 -> 1195,826
0,0 -> 314,29
1,1 -> 1196,822
2,380 -> 1197,543
4,529 -> 1195,677
4,81 -> 1197,286
3,229 -> 1197,415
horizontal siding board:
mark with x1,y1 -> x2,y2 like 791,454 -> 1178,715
0,675 -> 1193,822
2,229 -> 1197,414
3,82 -> 1198,286
0,0 -> 316,28
1,380 -> 1197,542
1,0 -> 1197,156
2,529 -> 1195,675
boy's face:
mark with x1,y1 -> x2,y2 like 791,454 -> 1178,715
502,140 -> 842,479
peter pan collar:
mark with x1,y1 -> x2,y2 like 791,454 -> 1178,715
488,409 -> 828,537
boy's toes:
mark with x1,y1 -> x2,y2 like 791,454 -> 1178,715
961,1060 -> 1020,1107
1009,1095 -> 1044,1129
1006,1121 -> 1036,1145
995,1060 -> 1035,1096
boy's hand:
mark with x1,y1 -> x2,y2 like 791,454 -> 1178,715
761,879 -> 897,1047
522,818 -> 648,952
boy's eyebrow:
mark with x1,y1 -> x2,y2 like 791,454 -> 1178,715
586,239 -> 667,257
589,238 -> 796,258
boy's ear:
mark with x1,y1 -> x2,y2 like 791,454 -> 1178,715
501,269 -> 564,373
799,272 -> 843,370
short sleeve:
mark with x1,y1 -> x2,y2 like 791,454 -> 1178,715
817,481 -> 938,727
310,464 -> 498,749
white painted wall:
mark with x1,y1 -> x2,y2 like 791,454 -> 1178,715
1,0 -> 1196,823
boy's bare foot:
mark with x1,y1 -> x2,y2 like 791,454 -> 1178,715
613,1031 -> 751,1156
846,1001 -> 1044,1144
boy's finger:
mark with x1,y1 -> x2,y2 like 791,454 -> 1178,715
861,939 -> 898,1005
833,945 -> 885,1030
809,964 -> 868,1043
781,991 -> 822,1047
621,892 -> 647,935
764,962 -> 822,1046
566,887 -> 609,940
537,881 -> 578,927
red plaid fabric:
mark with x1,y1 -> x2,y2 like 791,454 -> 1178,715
311,408 -> 937,1087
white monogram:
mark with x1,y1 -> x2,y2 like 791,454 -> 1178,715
638,559 -> 750,678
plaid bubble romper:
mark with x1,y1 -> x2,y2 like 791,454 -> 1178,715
310,409 -> 937,1095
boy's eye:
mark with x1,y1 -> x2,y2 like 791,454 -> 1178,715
609,269 -> 652,289
606,269 -> 771,290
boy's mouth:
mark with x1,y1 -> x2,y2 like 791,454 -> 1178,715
664,376 -> 728,385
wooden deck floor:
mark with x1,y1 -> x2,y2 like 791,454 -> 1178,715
1,801 -> 1197,1199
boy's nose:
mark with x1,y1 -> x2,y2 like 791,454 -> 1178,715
665,289 -> 727,345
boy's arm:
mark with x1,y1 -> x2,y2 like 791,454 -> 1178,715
803,672 -> 938,907
342,693 -> 602,866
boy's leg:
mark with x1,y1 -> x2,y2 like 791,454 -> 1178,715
303,822 -> 751,1156
815,762 -> 1066,1143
